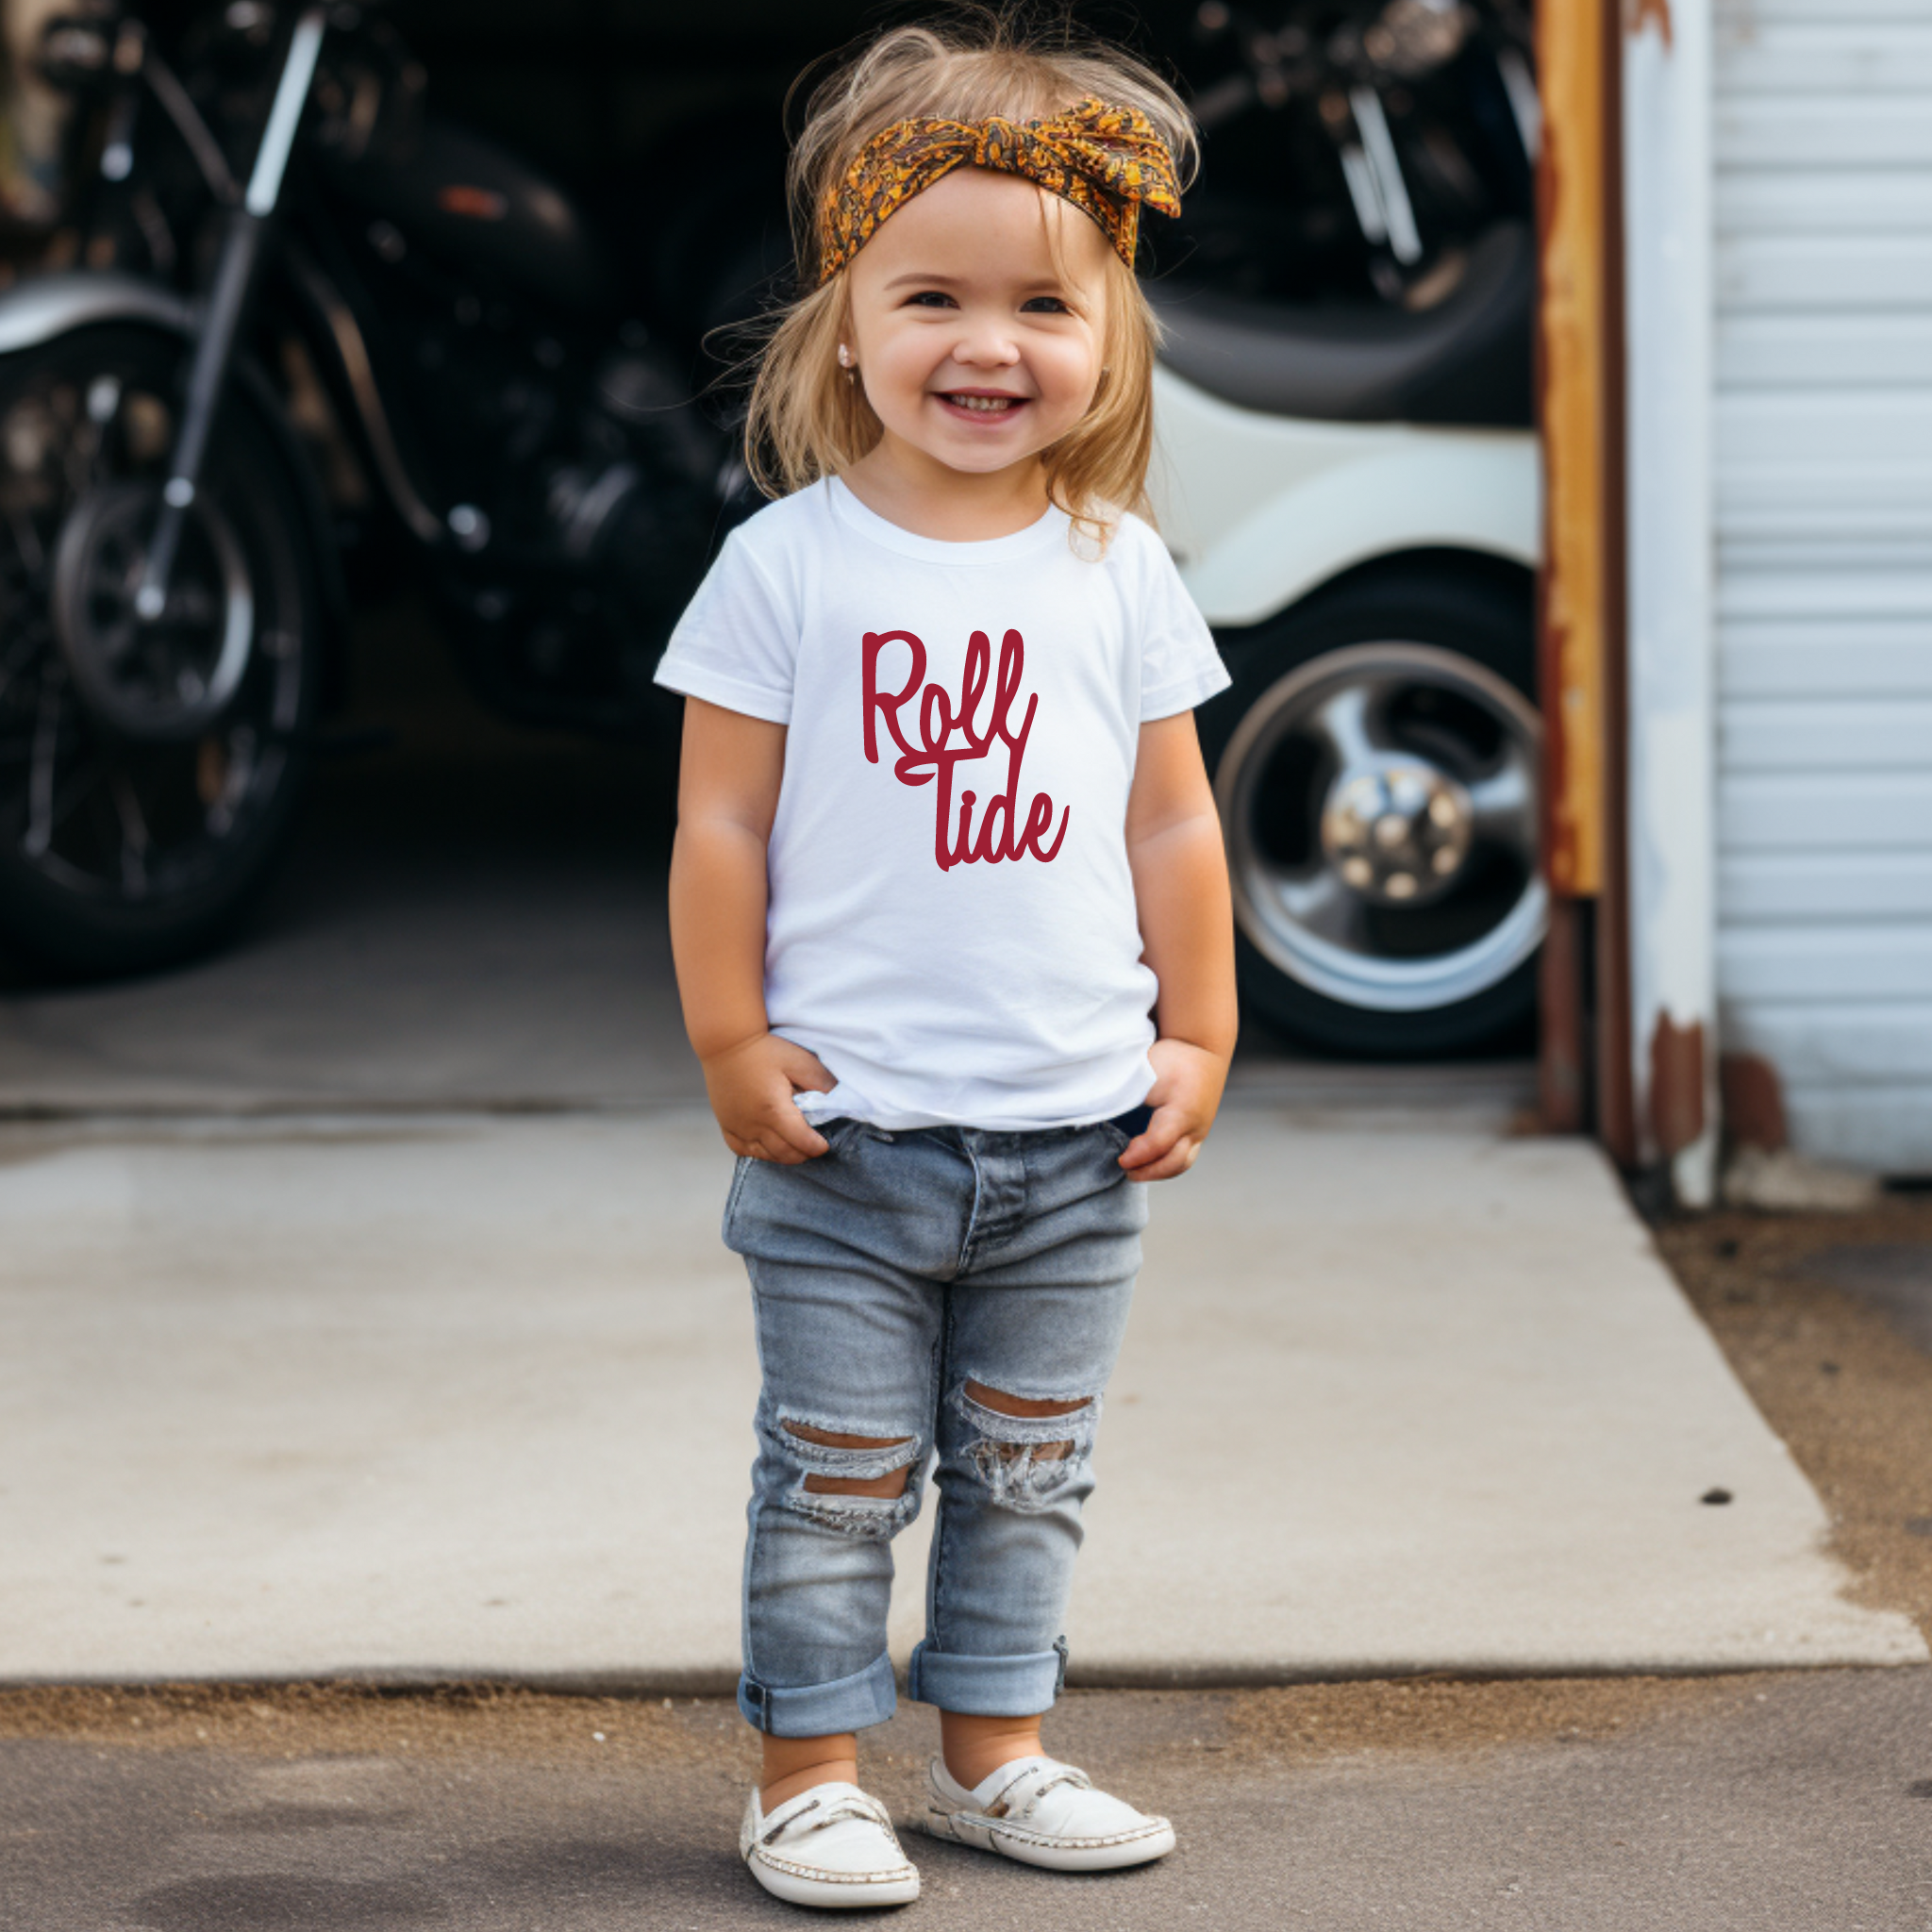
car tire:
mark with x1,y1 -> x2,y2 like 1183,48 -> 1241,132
1196,558 -> 1543,1058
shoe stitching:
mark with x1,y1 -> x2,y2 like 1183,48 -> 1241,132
973,1758 -> 1092,1817
988,1818 -> 1172,1850
796,1792 -> 897,1838
754,1788 -> 897,1847
758,1794 -> 822,1846
930,1807 -> 1170,1851
1006,1765 -> 1092,1818
752,1848 -> 918,1885
745,1789 -> 911,1883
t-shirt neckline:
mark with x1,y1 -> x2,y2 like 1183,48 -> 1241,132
824,474 -> 1068,564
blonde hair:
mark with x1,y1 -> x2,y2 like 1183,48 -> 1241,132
708,4 -> 1199,559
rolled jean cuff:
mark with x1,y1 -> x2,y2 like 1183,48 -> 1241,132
906,1637 -> 1068,1716
738,1650 -> 897,1736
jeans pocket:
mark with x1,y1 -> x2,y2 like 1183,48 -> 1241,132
722,1153 -> 755,1246
812,1116 -> 870,1158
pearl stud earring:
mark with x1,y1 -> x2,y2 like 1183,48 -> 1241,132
838,343 -> 853,368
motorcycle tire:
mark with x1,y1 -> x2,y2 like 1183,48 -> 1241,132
0,325 -> 323,980
1196,558 -> 1543,1058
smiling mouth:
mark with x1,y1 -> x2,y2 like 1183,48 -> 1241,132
937,393 -> 1027,414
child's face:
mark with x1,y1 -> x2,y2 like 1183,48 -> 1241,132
842,166 -> 1111,482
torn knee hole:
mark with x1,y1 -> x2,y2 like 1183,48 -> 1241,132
781,1418 -> 918,1497
962,1382 -> 1092,1458
963,1379 -> 1091,1422
803,1470 -> 910,1498
977,1437 -> 1073,1467
784,1420 -> 915,1451
956,1381 -> 1098,1504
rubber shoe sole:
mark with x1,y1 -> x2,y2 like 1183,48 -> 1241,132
924,1803 -> 1176,1872
746,1845 -> 921,1908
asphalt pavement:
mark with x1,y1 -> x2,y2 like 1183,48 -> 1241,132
4,1671 -> 1930,1930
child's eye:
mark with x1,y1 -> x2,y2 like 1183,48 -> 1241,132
903,291 -> 1073,313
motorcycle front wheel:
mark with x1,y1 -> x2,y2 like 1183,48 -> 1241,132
0,325 -> 323,977
1198,560 -> 1543,1058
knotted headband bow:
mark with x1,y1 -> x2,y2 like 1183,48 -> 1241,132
817,95 -> 1182,285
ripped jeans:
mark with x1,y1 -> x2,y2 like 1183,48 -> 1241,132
722,1112 -> 1150,1738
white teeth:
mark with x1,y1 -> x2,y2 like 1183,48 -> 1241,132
945,394 -> 1015,412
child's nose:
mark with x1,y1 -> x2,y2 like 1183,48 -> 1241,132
948,324 -> 1022,370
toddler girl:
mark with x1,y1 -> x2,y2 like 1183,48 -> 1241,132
655,9 -> 1236,1909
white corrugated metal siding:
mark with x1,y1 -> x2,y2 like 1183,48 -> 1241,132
1713,0 -> 1932,1171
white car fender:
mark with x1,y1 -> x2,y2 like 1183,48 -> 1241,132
1145,363 -> 1543,630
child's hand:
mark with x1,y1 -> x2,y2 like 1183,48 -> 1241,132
1116,1037 -> 1228,1181
701,1031 -> 839,1163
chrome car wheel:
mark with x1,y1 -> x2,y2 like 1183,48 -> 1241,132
1218,640 -> 1544,1012
1201,566 -> 1542,1056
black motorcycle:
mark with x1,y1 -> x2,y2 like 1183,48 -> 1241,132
0,2 -> 731,974
1170,0 -> 1538,305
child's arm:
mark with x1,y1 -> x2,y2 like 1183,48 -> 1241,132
668,696 -> 836,1163
1121,710 -> 1239,1180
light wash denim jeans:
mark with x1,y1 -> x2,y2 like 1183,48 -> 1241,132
721,1108 -> 1153,1738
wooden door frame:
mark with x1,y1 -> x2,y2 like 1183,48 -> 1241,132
1538,0 -> 1721,1205
1535,0 -> 1634,1158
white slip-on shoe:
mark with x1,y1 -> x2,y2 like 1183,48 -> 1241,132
923,1754 -> 1176,1872
740,1780 -> 921,1908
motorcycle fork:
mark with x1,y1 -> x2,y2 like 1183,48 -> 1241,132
133,6 -> 329,623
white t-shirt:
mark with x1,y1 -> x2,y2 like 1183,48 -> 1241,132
654,472 -> 1232,1131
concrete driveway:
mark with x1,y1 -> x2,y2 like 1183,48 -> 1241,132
1,1108 -> 1920,1689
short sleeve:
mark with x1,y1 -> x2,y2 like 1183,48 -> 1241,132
1136,525 -> 1233,722
652,529 -> 798,724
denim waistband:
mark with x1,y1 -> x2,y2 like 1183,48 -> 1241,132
819,1102 -> 1154,1147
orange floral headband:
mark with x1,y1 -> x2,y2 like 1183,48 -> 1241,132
817,95 -> 1183,285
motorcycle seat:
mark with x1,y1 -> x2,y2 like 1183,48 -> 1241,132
1146,220 -> 1535,430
